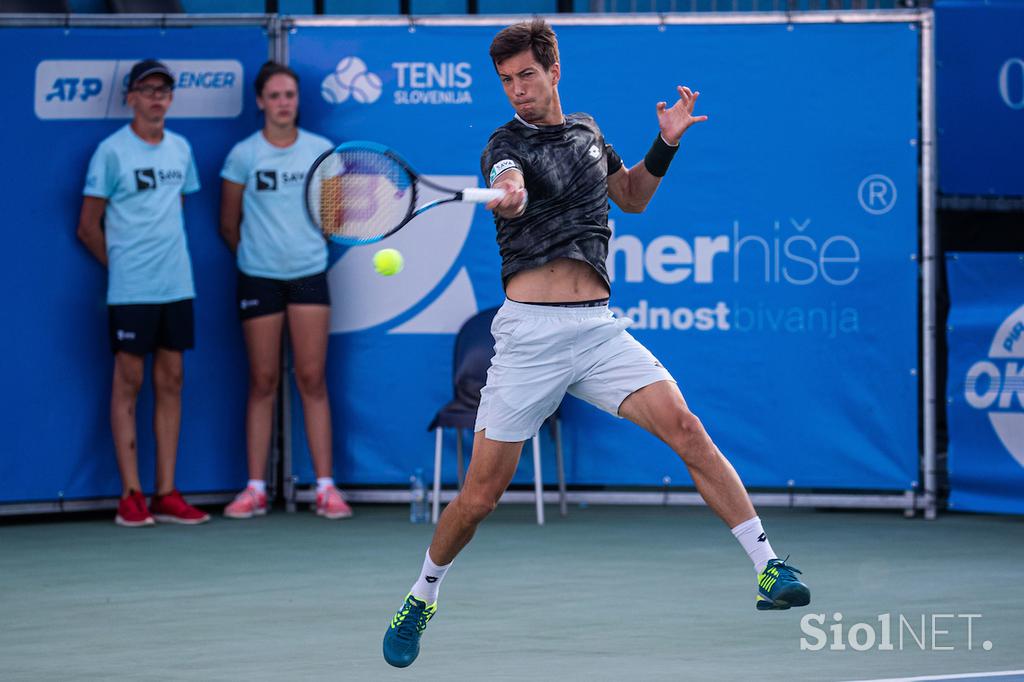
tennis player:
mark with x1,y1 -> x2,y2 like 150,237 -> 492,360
219,62 -> 351,520
383,20 -> 810,667
77,59 -> 209,527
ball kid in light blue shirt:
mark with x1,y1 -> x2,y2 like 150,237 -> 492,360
221,128 -> 332,280
84,124 -> 199,304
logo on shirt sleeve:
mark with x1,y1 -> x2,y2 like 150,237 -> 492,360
489,159 -> 517,186
588,145 -> 601,159
134,168 -> 156,191
256,170 -> 278,191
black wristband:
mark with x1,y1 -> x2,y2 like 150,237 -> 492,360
605,143 -> 624,175
643,134 -> 678,178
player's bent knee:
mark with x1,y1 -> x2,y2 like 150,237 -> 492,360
664,410 -> 709,452
456,493 -> 499,524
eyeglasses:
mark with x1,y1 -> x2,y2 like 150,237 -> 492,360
133,84 -> 174,98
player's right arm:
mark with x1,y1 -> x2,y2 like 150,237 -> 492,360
486,169 -> 527,219
219,179 -> 244,253
481,135 -> 528,219
76,196 -> 108,267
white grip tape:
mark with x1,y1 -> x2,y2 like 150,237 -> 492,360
461,187 -> 506,203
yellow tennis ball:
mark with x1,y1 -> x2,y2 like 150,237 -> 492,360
373,248 -> 404,276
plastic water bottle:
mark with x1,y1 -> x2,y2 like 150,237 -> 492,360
410,468 -> 428,523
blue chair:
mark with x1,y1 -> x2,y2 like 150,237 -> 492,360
428,306 -> 567,525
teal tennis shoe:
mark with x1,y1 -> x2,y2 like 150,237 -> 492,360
383,593 -> 437,668
756,557 -> 811,611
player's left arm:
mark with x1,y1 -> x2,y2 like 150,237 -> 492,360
607,85 -> 707,214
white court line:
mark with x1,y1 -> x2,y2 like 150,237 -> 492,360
840,671 -> 1024,682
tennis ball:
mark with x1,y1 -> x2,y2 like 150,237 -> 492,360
373,248 -> 404,276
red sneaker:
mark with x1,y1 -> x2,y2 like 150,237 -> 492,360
151,489 -> 211,525
115,490 -> 154,527
316,486 -> 353,520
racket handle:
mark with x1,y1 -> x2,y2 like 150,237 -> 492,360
460,187 -> 506,203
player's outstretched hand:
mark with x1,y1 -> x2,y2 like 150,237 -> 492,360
486,182 -> 527,219
657,85 -> 708,145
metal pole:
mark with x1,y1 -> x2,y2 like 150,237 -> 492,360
532,434 -> 545,525
282,328 -> 296,512
920,10 -> 939,520
432,428 -> 443,524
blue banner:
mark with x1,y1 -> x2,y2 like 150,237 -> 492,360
287,21 -> 920,491
937,1 -> 1024,196
946,253 -> 1024,515
0,27 -> 269,503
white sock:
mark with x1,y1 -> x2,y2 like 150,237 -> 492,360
316,477 -> 335,493
410,548 -> 451,604
731,516 -> 777,574
247,479 -> 266,495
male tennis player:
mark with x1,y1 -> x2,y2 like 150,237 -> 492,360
383,20 -> 809,667
77,60 -> 209,527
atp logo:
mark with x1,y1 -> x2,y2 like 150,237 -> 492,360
963,303 -> 1024,467
134,168 -> 156,191
46,77 -> 103,102
321,57 -> 383,105
326,174 -> 480,335
35,59 -> 242,120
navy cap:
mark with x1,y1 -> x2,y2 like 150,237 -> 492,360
128,59 -> 174,89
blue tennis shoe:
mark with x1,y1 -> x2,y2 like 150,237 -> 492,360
383,593 -> 437,668
756,557 -> 811,611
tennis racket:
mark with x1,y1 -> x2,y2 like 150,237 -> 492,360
305,140 -> 506,246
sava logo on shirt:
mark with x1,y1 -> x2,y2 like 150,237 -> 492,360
134,169 -> 156,191
256,170 -> 277,191
256,169 -> 306,191
133,167 -> 184,191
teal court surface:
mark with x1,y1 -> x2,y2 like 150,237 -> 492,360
1,504 -> 1022,681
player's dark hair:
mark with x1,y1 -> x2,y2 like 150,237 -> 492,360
489,18 -> 559,72
255,61 -> 299,97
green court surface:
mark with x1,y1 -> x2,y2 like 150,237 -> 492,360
1,504 -> 1021,681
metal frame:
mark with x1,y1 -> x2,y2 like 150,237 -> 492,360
0,12 -> 281,518
0,13 -> 275,28
328,488 -> 925,511
919,10 -> 938,520
282,9 -> 937,518
0,9 -> 938,519
282,9 -> 926,27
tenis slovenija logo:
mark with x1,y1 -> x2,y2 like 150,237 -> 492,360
321,57 -> 382,105
963,303 -> 1024,467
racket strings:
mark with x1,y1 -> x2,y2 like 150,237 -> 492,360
309,149 -> 414,243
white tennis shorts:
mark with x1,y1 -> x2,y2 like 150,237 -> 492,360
475,299 -> 675,442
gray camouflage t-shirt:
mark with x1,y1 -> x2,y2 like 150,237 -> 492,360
480,113 -> 624,290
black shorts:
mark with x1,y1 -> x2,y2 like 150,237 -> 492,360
108,299 -> 195,355
236,270 -> 330,320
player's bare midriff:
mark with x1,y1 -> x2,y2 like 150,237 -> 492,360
505,257 -> 610,303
